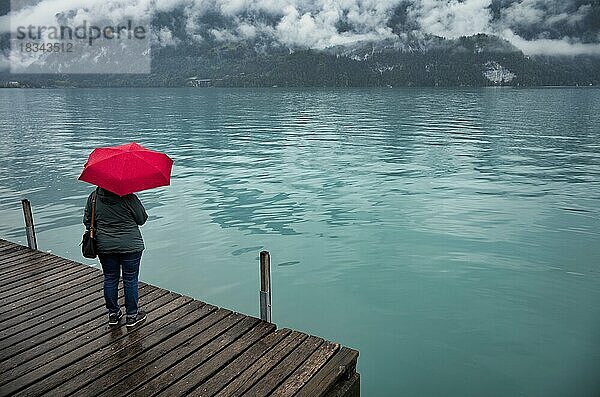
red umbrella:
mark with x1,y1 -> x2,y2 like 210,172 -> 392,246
79,142 -> 173,196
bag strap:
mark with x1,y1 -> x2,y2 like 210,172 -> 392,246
90,188 -> 98,239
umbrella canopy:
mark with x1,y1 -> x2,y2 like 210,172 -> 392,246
79,142 -> 173,196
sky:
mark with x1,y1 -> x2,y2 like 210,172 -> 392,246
1,0 -> 599,56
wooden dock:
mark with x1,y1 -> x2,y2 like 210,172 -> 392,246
0,238 -> 359,396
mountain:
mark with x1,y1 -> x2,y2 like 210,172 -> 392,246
1,4 -> 599,88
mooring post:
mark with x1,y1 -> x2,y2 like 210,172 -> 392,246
259,250 -> 272,323
21,199 -> 38,250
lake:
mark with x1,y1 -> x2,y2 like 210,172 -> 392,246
1,87 -> 599,396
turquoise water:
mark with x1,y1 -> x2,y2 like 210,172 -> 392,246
1,87 -> 599,396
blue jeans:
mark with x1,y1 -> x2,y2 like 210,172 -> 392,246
98,251 -> 142,317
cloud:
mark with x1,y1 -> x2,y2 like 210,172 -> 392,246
1,0 -> 154,73
407,0 -> 600,55
178,0 -> 402,49
500,0 -> 547,27
0,0 -> 155,35
501,0 -> 592,28
501,28 -> 600,56
1,0 -> 599,56
274,4 -> 397,49
408,0 -> 493,38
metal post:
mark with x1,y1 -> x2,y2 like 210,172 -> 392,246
21,199 -> 38,250
259,250 -> 272,323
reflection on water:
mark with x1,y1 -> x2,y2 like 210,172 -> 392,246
1,87 -> 599,397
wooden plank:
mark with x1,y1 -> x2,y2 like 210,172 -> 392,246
0,243 -> 34,260
0,250 -> 83,270
0,260 -> 91,298
0,275 -> 103,331
270,341 -> 340,397
0,252 -> 63,277
0,240 -> 27,252
0,247 -> 19,257
0,248 -> 24,262
0,239 -> 30,247
0,257 -> 78,294
0,255 -> 65,286
323,372 -> 360,397
63,305 -> 226,397
0,284 -> 161,364
0,249 -> 41,269
0,267 -> 102,310
0,266 -> 102,318
0,246 -> 18,256
217,331 -> 309,397
0,262 -> 98,301
0,242 -> 41,256
1,274 -> 103,321
0,245 -> 13,254
0,252 -> 75,278
189,328 -> 293,397
0,267 -> 97,313
294,347 -> 359,397
0,285 -> 118,361
159,321 -> 276,397
0,256 -> 77,289
0,293 -> 189,396
0,239 -> 14,249
243,336 -> 325,397
46,300 -> 216,396
95,309 -> 240,397
0,248 -> 23,260
130,316 -> 260,397
0,286 -> 165,383
0,249 -> 52,269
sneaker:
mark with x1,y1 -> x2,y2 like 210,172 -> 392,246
126,310 -> 147,327
108,310 -> 123,326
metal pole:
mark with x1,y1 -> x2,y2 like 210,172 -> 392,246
21,199 -> 38,250
259,250 -> 272,323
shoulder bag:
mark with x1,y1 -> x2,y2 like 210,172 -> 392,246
81,189 -> 98,259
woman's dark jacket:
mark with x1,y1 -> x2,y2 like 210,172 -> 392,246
83,188 -> 148,253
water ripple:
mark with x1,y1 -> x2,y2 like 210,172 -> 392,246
1,87 -> 599,303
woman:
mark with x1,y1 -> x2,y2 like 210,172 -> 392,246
84,187 -> 148,327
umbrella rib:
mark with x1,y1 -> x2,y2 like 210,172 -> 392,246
130,152 -> 172,184
118,153 -> 128,186
85,151 -> 129,168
